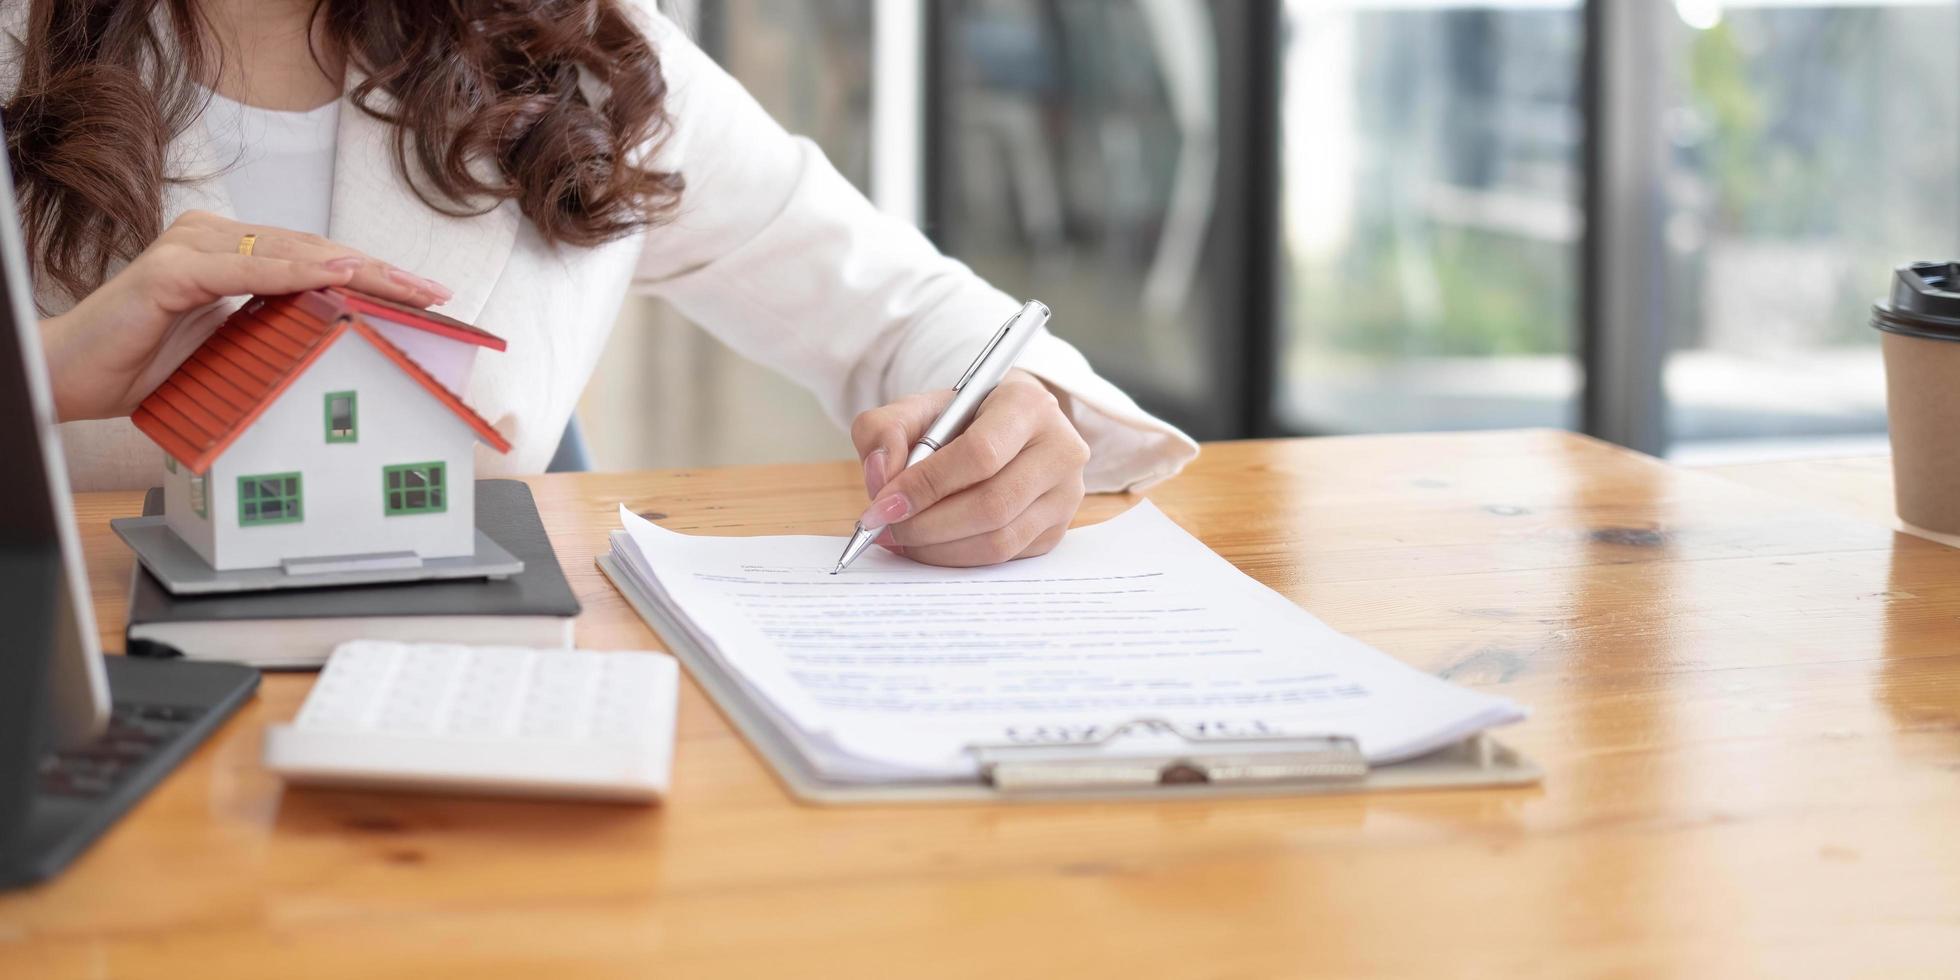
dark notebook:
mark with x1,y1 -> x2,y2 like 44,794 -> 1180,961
127,480 -> 581,668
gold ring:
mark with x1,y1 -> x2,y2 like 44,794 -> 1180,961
237,234 -> 257,256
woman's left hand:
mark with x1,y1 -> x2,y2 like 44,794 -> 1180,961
849,369 -> 1090,567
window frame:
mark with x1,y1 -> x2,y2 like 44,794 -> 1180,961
237,472 -> 304,527
382,461 -> 448,516
189,471 -> 207,519
324,390 -> 359,444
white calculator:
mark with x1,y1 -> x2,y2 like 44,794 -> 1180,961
264,641 -> 679,802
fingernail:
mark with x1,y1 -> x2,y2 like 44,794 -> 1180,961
386,267 -> 452,301
862,449 -> 888,498
324,257 -> 363,273
857,492 -> 910,531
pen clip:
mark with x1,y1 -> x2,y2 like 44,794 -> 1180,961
953,315 -> 1016,393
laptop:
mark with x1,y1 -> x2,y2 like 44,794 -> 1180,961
0,127 -> 258,889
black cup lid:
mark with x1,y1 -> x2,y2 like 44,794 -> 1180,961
1873,262 -> 1960,341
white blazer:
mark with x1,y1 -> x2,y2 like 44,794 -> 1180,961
2,3 -> 1198,493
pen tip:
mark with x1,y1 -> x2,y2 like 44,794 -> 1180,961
829,562 -> 843,575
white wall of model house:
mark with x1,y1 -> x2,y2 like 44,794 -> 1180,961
365,316 -> 479,394
163,334 -> 481,571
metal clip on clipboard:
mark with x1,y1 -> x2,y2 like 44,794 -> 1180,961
970,719 -> 1369,795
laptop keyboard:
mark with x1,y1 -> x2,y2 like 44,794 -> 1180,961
39,702 -> 205,799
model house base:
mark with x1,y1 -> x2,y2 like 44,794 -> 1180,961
110,514 -> 522,595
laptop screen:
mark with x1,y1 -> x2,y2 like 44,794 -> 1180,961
0,122 -> 110,751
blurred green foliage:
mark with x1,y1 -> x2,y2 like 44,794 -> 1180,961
1289,7 -> 1954,361
1290,227 -> 1572,358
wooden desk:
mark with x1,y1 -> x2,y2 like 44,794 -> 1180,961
5,431 -> 1958,978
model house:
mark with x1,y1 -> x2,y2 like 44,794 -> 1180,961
132,288 -> 512,573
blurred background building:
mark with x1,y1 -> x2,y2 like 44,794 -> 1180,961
579,0 -> 1960,470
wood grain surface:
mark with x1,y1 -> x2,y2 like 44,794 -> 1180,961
3,430 -> 1957,979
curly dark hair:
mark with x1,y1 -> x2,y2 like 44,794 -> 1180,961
3,0 -> 684,301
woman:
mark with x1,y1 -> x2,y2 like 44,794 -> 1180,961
2,0 -> 1194,566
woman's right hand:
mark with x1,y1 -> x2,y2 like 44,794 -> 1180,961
38,210 -> 453,422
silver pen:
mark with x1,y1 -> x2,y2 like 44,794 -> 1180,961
831,299 -> 1052,574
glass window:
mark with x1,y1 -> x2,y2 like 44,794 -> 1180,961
325,391 -> 358,443
1660,1 -> 1959,457
1278,1 -> 1584,435
383,462 -> 447,516
164,455 -> 177,474
702,0 -> 874,187
237,473 -> 302,526
189,472 -> 206,519
932,0 -> 1233,432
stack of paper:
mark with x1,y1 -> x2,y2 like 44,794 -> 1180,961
602,501 -> 1523,784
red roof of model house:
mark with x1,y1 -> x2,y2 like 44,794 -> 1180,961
325,286 -> 508,351
132,289 -> 512,473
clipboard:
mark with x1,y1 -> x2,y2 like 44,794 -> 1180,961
598,552 -> 1541,804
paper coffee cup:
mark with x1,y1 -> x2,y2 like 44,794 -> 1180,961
1874,262 -> 1960,534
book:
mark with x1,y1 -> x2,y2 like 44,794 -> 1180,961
127,480 -> 579,668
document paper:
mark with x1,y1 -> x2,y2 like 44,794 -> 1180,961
607,501 -> 1523,782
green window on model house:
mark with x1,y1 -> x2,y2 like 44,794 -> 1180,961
384,462 -> 446,516
238,473 -> 303,526
325,391 -> 358,443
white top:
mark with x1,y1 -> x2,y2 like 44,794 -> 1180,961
0,1 -> 1200,493
196,90 -> 339,237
